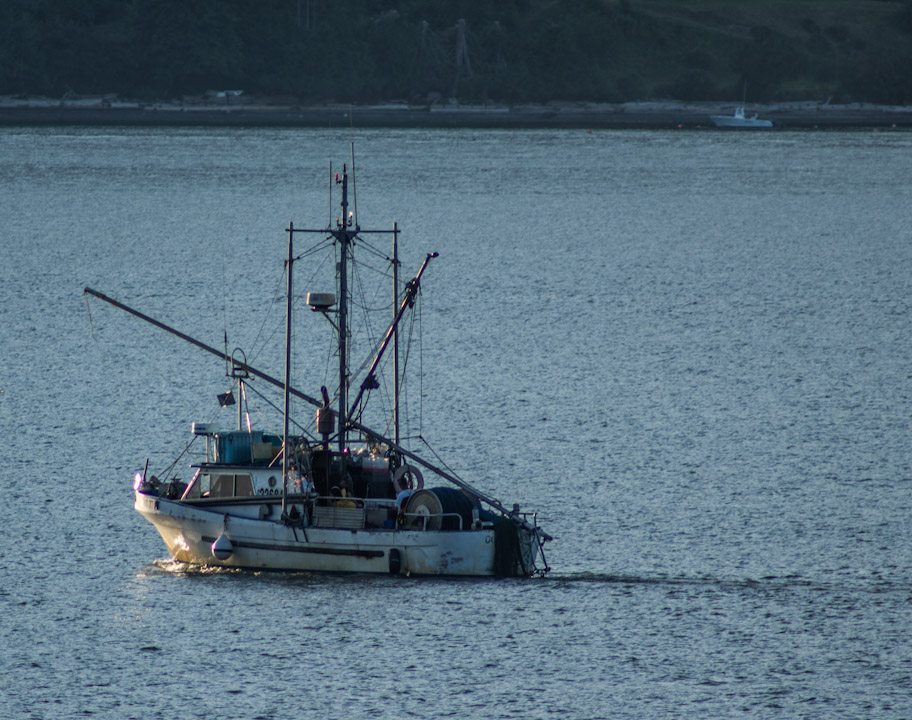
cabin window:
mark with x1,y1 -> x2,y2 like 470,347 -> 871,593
185,473 -> 255,499
210,474 -> 235,498
234,474 -> 254,497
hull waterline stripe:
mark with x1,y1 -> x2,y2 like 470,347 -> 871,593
201,536 -> 385,558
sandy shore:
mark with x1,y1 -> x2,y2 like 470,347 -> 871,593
1,97 -> 911,129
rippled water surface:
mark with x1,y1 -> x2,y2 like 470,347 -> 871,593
2,126 -> 911,719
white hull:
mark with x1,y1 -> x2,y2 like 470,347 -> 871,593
711,117 -> 773,128
99,162 -> 551,580
136,491 -> 537,576
711,106 -> 773,128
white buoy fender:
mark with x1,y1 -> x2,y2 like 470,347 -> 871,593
211,532 -> 234,561
393,464 -> 424,491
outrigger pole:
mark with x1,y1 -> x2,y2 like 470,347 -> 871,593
82,287 -> 323,407
84,285 -> 551,542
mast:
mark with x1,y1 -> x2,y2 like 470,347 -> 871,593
282,222 -> 294,514
392,222 -> 400,444
336,167 -> 350,453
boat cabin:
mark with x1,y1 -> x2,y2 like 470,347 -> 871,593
178,427 -> 398,510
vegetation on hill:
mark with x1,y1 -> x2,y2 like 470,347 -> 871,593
2,0 -> 912,105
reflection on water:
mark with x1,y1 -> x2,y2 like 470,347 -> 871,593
2,126 -> 912,719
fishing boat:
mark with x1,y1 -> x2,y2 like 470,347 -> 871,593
85,158 -> 551,577
710,105 -> 774,129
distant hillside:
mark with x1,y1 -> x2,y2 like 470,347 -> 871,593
2,0 -> 911,105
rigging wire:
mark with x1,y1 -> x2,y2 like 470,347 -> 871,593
153,396 -> 220,480
244,381 -> 316,439
396,300 -> 419,444
289,246 -> 335,424
221,253 -> 229,377
84,294 -> 96,340
355,236 -> 396,265
221,234 -> 337,439
418,434 -> 467,485
293,238 -> 335,261
418,290 -> 424,437
287,241 -> 332,434
345,237 -> 399,403
351,252 -> 376,351
366,276 -> 421,444
349,257 -> 392,386
353,260 -> 395,437
347,250 -> 379,433
242,258 -> 286,370
375,297 -> 417,441
213,218 -> 425,451
247,239 -> 332,370
348,251 -> 431,438
156,435 -> 200,483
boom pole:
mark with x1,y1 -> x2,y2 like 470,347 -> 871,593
82,287 -> 323,410
82,286 -> 550,541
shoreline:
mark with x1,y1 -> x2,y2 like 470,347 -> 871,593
1,98 -> 911,129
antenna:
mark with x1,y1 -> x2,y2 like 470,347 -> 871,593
350,143 -> 358,229
328,160 -> 333,228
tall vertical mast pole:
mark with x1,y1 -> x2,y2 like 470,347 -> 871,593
237,381 -> 243,430
337,168 -> 349,453
392,222 -> 400,444
282,222 -> 294,514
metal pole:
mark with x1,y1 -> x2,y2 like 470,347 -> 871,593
337,168 -> 349,453
282,223 -> 294,515
82,287 -> 324,410
237,380 -> 243,430
392,222 -> 400,444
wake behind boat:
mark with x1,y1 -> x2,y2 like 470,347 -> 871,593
85,158 -> 550,577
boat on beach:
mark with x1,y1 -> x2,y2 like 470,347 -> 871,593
85,157 -> 551,577
710,105 -> 774,129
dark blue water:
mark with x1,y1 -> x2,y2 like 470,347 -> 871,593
2,126 -> 911,719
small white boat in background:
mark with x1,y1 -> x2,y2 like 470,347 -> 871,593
85,154 -> 551,578
710,105 -> 774,128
